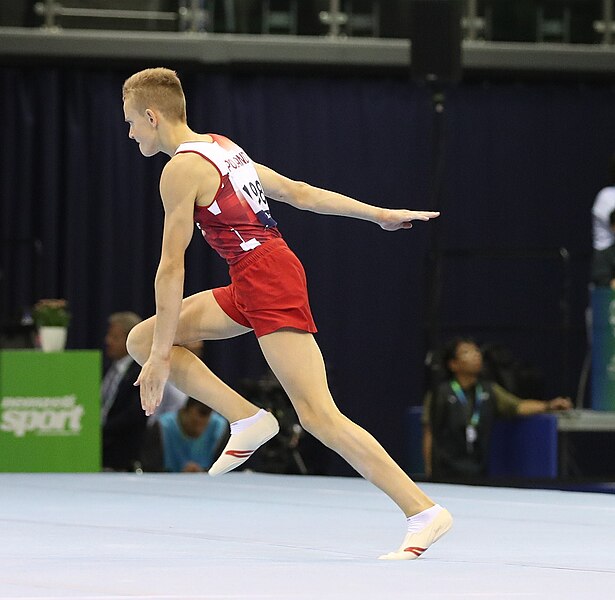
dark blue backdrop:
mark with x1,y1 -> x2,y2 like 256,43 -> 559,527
0,66 -> 607,473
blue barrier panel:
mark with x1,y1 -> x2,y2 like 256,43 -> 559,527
489,414 -> 558,479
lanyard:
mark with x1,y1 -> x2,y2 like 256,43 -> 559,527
450,380 -> 483,427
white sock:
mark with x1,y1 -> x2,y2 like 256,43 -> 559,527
230,409 -> 268,435
406,504 -> 444,534
209,410 -> 279,477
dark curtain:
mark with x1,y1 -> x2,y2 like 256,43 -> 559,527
0,65 -> 608,473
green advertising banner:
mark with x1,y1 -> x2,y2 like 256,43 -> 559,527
591,288 -> 615,411
0,350 -> 102,472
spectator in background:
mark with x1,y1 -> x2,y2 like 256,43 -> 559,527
101,311 -> 147,471
592,209 -> 615,288
148,340 -> 206,425
422,338 -> 572,481
592,153 -> 615,251
140,398 -> 227,472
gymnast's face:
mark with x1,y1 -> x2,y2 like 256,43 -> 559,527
123,99 -> 159,157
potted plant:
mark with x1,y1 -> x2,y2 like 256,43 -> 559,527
33,299 -> 71,352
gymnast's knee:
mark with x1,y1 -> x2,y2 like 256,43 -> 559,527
297,406 -> 344,445
126,320 -> 152,365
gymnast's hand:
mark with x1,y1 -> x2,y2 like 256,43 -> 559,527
377,209 -> 440,231
134,356 -> 171,416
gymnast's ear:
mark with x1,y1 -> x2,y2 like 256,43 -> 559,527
145,108 -> 158,127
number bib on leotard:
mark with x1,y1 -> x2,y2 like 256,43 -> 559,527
226,155 -> 277,229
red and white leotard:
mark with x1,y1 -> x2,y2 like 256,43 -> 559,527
176,134 -> 282,265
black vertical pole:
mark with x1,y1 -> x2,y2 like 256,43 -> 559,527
425,88 -> 447,385
409,0 -> 462,386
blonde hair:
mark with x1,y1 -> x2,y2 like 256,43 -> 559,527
122,67 -> 187,123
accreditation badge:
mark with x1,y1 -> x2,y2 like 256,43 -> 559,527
466,424 -> 477,445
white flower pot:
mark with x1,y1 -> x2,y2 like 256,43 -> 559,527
39,326 -> 67,352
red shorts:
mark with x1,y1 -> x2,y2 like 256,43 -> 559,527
212,238 -> 317,338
